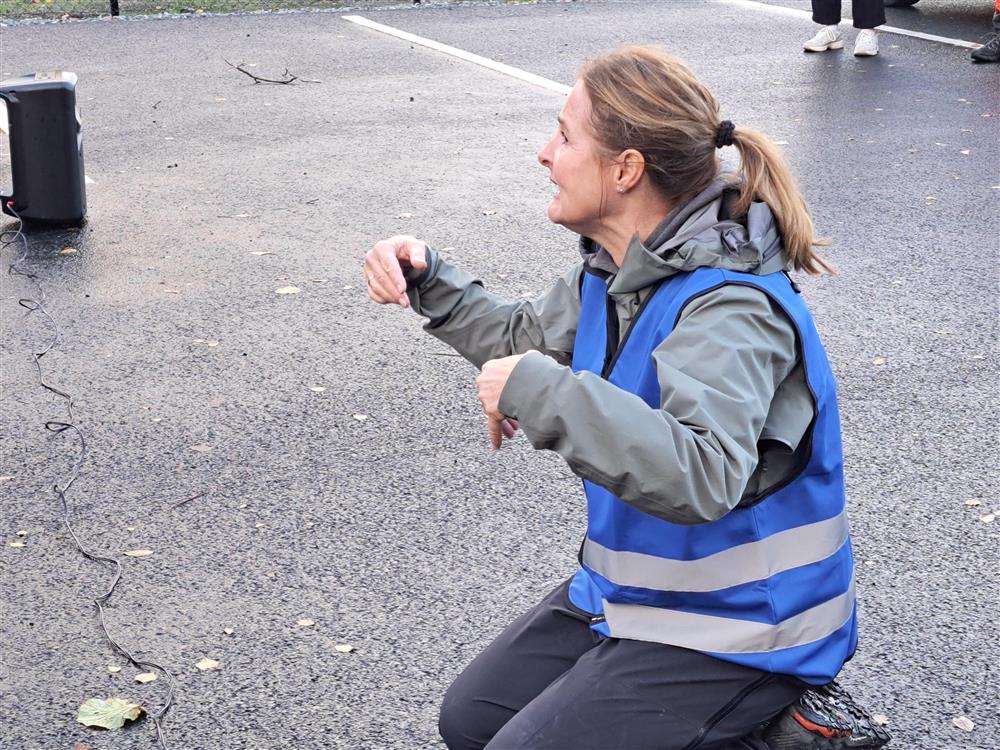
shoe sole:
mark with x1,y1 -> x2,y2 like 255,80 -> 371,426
853,49 -> 878,56
804,41 -> 845,52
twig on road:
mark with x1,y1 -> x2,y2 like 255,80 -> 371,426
224,59 -> 321,85
172,491 -> 207,509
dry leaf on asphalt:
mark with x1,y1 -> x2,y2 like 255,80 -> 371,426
9,541 -> 25,548
481,209 -> 497,215
952,716 -> 975,732
134,672 -> 157,684
76,697 -> 145,730
249,251 -> 273,256
353,414 -> 368,422
16,530 -> 28,537
107,665 -> 122,673
61,247 -> 78,254
872,357 -> 886,366
123,550 -> 153,557
980,514 -> 995,524
223,628 -> 235,635
189,444 -> 213,452
297,618 -> 316,627
965,499 -> 982,506
309,387 -> 326,392
275,286 -> 301,295
872,714 -> 890,726
195,658 -> 221,672
334,644 -> 354,653
395,212 -> 414,219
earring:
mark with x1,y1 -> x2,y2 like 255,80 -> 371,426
617,186 -> 624,193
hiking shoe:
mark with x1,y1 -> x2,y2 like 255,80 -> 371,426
971,33 -> 1000,63
763,681 -> 892,749
804,26 -> 844,52
853,29 -> 879,57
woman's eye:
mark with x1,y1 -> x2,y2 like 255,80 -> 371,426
560,131 -> 568,143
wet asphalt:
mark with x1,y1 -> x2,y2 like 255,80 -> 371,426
0,1 -> 997,749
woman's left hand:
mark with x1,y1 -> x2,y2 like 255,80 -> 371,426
475,354 -> 527,449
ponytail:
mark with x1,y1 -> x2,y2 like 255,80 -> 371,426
730,128 -> 832,275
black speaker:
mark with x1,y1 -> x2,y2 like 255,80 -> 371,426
1,71 -> 87,227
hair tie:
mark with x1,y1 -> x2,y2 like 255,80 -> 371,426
715,120 -> 735,149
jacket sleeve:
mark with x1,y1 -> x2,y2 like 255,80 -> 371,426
497,284 -> 800,524
406,247 -> 583,368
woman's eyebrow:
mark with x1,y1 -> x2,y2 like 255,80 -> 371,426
557,115 -> 569,130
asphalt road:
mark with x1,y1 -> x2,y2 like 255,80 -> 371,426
1,2 -> 997,749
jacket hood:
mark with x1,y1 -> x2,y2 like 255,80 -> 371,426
579,177 -> 790,295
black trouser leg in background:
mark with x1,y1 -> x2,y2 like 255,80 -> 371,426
812,0 -> 886,29
439,580 -> 806,750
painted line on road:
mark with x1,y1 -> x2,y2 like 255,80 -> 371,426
719,0 -> 980,49
341,15 -> 572,95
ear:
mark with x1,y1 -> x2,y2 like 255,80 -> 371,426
614,149 -> 646,193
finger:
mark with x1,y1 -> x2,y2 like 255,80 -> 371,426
365,256 -> 404,306
402,240 -> 428,271
487,415 -> 503,450
501,419 -> 516,439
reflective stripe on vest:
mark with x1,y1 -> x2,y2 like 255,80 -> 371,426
582,511 -> 849,593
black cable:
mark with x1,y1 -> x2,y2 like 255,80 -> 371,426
2,205 -> 175,747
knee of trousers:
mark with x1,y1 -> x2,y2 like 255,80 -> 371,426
438,688 -> 491,750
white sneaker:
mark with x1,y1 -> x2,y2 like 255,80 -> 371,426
803,25 -> 844,52
854,29 -> 879,56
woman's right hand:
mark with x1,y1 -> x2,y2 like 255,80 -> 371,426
364,235 -> 428,308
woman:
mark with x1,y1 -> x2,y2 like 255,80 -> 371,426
364,46 -> 876,750
802,0 -> 884,57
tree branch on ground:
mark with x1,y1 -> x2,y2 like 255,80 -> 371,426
224,59 -> 320,84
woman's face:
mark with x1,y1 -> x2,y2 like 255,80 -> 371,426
537,81 -> 612,235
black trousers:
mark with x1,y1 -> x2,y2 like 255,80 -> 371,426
439,581 -> 807,750
812,0 -> 885,29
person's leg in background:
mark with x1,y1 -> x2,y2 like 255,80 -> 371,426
851,0 -> 886,57
970,0 -> 1000,63
804,0 -> 884,56
803,0 -> 845,52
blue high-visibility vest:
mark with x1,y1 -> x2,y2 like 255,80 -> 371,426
567,267 -> 857,685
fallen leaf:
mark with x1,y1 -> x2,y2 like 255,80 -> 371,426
223,628 -> 235,635
0,475 -> 12,481
249,251 -> 273,256
334,644 -> 354,653
164,289 -> 181,294
126,526 -> 136,531
189,444 -> 213,452
352,414 -> 368,422
61,247 -> 78,254
15,530 -> 28,537
980,514 -> 995,524
395,212 -> 414,219
952,716 -> 974,732
76,697 -> 144,729
195,657 -> 220,672
297,618 -> 316,627
872,357 -> 886,366
275,286 -> 301,295
309,387 -> 326,392
107,665 -> 122,673
134,672 -> 157,684
9,541 -> 25,548
254,522 -> 265,529
959,149 -> 970,156
873,714 -> 890,726
310,278 -> 327,283
772,140 -> 789,145
124,550 -> 153,557
342,285 -> 355,290
206,340 -> 220,347
965,499 -> 982,507
925,196 -> 938,203
481,209 -> 497,215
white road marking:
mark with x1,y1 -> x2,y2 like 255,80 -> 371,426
341,15 -> 572,96
719,0 -> 980,49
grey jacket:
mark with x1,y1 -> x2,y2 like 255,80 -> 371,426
406,179 -> 815,525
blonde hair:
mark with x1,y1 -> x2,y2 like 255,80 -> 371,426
580,46 -> 831,275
